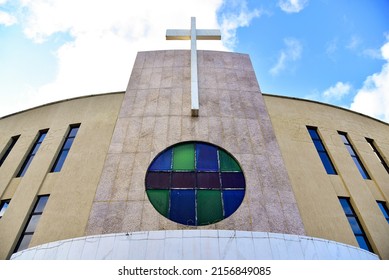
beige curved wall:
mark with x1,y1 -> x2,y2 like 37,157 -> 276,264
0,93 -> 124,259
264,94 -> 389,259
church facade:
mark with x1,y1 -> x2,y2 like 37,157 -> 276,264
0,50 -> 388,260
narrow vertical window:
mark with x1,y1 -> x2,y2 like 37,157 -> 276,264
307,127 -> 337,175
16,130 -> 48,177
51,124 -> 80,172
377,201 -> 389,224
338,197 -> 373,252
14,195 -> 49,252
0,199 -> 11,219
366,138 -> 389,174
0,135 -> 20,167
338,132 -> 370,179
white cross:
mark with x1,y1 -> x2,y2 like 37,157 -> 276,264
166,17 -> 221,117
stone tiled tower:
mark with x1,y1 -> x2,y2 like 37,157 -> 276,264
86,50 -> 305,235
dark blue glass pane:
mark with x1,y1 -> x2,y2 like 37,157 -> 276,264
19,156 -> 34,177
31,143 -> 41,155
196,143 -> 218,171
313,139 -> 325,152
221,172 -> 245,189
149,148 -> 172,171
69,127 -> 79,138
319,152 -> 337,174
63,138 -> 74,150
356,235 -> 371,252
307,128 -> 319,140
37,132 -> 47,143
169,189 -> 196,226
352,157 -> 370,179
146,172 -> 171,189
222,190 -> 245,218
339,198 -> 353,215
52,150 -> 69,172
348,217 -> 363,235
171,172 -> 196,189
197,172 -> 220,189
377,202 -> 389,219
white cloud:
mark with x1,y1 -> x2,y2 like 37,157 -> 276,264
218,0 -> 262,49
4,0 -> 260,113
278,0 -> 308,13
0,10 -> 17,26
322,82 -> 351,101
350,39 -> 389,122
270,38 -> 302,76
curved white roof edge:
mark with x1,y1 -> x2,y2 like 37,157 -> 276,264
11,230 -> 378,260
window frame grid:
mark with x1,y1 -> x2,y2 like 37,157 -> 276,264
306,126 -> 337,175
0,135 -> 20,167
338,197 -> 373,253
50,124 -> 80,173
366,138 -> 389,174
338,132 -> 371,180
16,130 -> 48,177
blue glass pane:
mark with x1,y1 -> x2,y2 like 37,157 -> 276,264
19,156 -> 34,177
352,157 -> 370,179
69,127 -> 79,138
346,145 -> 356,156
169,190 -> 196,226
222,190 -> 245,218
149,148 -> 172,171
339,198 -> 353,215
339,133 -> 349,144
63,138 -> 74,150
37,132 -> 47,143
319,152 -> 337,174
377,202 -> 389,219
31,143 -> 41,155
196,143 -> 218,171
0,201 -> 10,217
356,235 -> 371,252
348,217 -> 363,234
52,150 -> 69,172
307,128 -> 319,140
313,139 -> 325,152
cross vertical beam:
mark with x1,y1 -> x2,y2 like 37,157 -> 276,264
166,17 -> 221,117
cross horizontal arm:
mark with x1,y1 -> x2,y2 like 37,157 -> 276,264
166,29 -> 221,40
166,29 -> 191,40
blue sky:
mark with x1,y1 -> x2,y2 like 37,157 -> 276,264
1,0 -> 388,121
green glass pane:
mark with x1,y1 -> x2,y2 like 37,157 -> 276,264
219,150 -> 242,172
146,190 -> 169,217
173,143 -> 195,171
197,190 -> 223,225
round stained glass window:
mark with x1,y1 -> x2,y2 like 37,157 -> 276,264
145,142 -> 245,226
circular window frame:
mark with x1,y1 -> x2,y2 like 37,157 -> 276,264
145,141 -> 246,226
